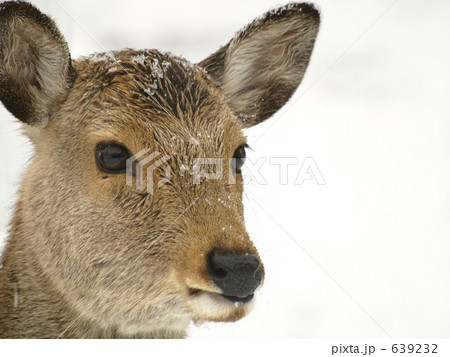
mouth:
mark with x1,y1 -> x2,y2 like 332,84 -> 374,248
190,289 -> 254,305
220,294 -> 254,304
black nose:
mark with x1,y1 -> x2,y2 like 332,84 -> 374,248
208,250 -> 262,298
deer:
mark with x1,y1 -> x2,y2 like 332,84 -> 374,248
0,1 -> 320,338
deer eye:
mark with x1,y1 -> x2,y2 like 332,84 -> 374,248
231,144 -> 247,174
95,143 -> 129,173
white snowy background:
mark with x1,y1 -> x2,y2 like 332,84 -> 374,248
0,0 -> 449,338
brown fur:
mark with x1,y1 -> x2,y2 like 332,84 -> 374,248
0,1 -> 320,338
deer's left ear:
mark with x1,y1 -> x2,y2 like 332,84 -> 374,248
198,3 -> 320,127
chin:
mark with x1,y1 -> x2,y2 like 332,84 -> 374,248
187,289 -> 256,322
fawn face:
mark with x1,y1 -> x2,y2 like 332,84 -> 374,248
0,1 -> 319,334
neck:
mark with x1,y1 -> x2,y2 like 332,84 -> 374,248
0,230 -> 187,338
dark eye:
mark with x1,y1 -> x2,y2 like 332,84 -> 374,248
95,143 -> 129,173
231,144 -> 247,174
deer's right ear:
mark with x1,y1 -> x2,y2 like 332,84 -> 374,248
0,1 -> 76,126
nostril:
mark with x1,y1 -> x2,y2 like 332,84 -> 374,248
208,254 -> 228,280
213,268 -> 227,279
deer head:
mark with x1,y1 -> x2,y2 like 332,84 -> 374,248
0,1 -> 319,337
